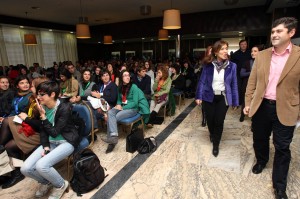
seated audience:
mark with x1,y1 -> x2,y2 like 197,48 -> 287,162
21,81 -> 80,199
101,70 -> 149,153
146,65 -> 171,127
0,76 -> 15,119
59,68 -> 79,98
0,75 -> 33,188
70,69 -> 95,103
170,64 -> 186,93
132,65 -> 152,101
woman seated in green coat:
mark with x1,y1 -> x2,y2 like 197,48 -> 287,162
101,70 -> 150,153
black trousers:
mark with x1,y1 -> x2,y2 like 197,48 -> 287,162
251,99 -> 295,191
203,95 -> 228,146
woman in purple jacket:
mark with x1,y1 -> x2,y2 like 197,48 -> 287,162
195,40 -> 239,157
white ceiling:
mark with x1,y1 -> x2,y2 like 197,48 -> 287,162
0,0 -> 293,26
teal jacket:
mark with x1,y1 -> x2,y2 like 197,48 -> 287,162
9,92 -> 32,116
117,84 -> 150,115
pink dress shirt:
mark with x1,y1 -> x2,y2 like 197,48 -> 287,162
264,43 -> 292,100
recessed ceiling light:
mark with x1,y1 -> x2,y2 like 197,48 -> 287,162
70,32 -> 73,34
123,41 -> 125,43
112,40 -> 115,43
20,26 -> 24,28
238,31 -> 243,34
197,34 -> 201,36
151,38 -> 154,41
142,38 -> 145,40
168,36 -> 171,38
49,29 -> 53,31
201,35 -> 205,38
98,41 -> 101,44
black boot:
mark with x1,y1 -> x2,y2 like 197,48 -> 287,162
147,111 -> 157,127
2,169 -> 25,189
0,176 -> 9,186
201,109 -> 206,127
212,145 -> 219,157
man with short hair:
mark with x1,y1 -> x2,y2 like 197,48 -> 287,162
244,17 -> 300,199
67,64 -> 81,82
132,65 -> 151,101
231,39 -> 252,105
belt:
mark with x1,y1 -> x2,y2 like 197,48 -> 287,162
214,90 -> 225,95
263,98 -> 276,105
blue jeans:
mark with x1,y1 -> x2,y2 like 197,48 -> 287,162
21,141 -> 74,188
107,108 -> 138,137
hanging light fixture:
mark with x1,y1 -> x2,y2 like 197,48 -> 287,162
76,0 -> 91,39
163,0 -> 181,29
24,34 -> 37,45
158,29 -> 168,40
103,35 -> 113,44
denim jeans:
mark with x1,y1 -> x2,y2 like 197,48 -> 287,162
107,108 -> 138,137
21,141 -> 74,188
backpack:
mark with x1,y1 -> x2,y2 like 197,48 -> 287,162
70,148 -> 106,196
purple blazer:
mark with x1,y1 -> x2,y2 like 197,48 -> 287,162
195,61 -> 239,106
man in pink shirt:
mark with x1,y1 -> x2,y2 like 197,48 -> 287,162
244,17 -> 300,199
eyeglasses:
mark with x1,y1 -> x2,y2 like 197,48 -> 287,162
37,93 -> 47,97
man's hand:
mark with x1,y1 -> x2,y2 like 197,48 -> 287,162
243,106 -> 250,115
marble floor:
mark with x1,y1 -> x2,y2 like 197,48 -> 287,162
1,99 -> 300,199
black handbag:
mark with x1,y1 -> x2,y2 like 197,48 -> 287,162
138,137 -> 157,154
126,126 -> 144,153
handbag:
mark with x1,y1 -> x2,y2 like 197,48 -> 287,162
138,137 -> 157,154
155,93 -> 168,104
126,126 -> 144,153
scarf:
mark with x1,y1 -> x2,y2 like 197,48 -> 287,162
212,60 -> 229,73
121,85 -> 130,103
156,80 -> 165,92
17,90 -> 31,97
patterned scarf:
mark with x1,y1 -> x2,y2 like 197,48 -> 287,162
212,60 -> 229,73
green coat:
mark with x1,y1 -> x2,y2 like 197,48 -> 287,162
152,77 -> 172,100
117,84 -> 150,116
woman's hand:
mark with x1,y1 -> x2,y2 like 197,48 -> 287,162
91,91 -> 101,99
195,99 -> 202,105
41,147 -> 50,157
18,112 -> 28,120
114,105 -> 123,110
35,99 -> 46,118
69,96 -> 77,103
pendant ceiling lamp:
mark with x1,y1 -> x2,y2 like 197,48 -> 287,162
103,35 -> 113,44
158,29 -> 168,40
163,0 -> 181,29
76,0 -> 91,39
24,34 -> 37,45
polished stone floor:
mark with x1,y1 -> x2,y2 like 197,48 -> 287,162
1,99 -> 300,199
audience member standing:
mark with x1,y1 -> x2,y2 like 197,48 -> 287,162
239,45 -> 262,122
244,17 -> 299,199
195,40 -> 239,157
231,40 -> 251,105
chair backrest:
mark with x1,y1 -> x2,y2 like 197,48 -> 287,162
72,103 -> 92,137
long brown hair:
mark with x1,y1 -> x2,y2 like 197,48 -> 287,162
203,40 -> 229,64
157,64 -> 169,81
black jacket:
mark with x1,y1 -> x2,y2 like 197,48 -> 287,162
132,74 -> 151,99
171,74 -> 186,91
40,102 -> 79,147
0,89 -> 15,116
92,82 -> 118,108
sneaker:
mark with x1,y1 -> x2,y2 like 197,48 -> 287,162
35,183 -> 52,198
48,180 -> 69,199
